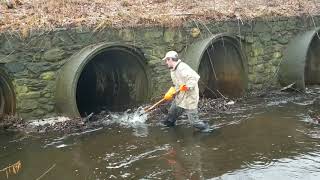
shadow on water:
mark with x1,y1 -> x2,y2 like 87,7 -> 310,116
1,89 -> 320,179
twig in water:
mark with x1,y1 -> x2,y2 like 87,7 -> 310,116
35,163 -> 56,180
0,160 -> 22,179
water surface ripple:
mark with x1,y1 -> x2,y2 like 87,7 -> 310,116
1,91 -> 320,179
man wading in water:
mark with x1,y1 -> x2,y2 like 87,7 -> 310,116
162,51 -> 212,133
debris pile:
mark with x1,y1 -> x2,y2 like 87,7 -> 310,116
198,98 -> 236,114
146,97 -> 238,122
0,115 -> 24,130
1,88 -> 319,134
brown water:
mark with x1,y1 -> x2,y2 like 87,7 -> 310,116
1,91 -> 320,180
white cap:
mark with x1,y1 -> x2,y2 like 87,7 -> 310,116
162,51 -> 179,60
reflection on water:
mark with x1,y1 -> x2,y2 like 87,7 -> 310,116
211,152 -> 320,180
1,92 -> 320,179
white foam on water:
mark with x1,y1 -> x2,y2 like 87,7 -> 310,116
56,144 -> 68,148
105,144 -> 170,169
108,107 -> 149,137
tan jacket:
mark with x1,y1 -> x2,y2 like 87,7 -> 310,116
171,60 -> 200,109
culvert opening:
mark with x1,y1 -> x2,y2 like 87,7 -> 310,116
76,49 -> 148,116
279,28 -> 320,91
199,41 -> 247,98
183,34 -> 248,98
0,68 -> 16,117
56,44 -> 150,117
305,35 -> 320,85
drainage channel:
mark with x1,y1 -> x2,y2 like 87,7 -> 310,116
182,34 -> 248,98
56,43 -> 150,117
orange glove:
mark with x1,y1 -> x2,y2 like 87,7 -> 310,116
164,87 -> 176,100
179,85 -> 189,92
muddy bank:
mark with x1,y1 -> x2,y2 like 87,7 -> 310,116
1,88 -> 320,134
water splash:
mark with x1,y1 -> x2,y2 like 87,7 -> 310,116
108,107 -> 149,137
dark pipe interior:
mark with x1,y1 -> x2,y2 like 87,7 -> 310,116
0,71 -> 15,116
76,49 -> 148,116
198,41 -> 246,98
305,35 -> 320,85
0,84 -> 5,114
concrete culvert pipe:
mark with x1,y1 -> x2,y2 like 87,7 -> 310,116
279,27 -> 320,91
56,43 -> 150,117
0,67 -> 16,116
182,34 -> 248,98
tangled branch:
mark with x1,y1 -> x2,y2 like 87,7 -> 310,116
0,160 -> 22,179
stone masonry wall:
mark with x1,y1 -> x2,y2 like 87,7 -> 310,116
0,15 -> 319,119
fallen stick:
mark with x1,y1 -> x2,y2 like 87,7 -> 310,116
35,163 -> 56,180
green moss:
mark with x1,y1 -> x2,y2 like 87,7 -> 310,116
163,30 -> 175,43
16,85 -> 29,94
43,48 -> 65,62
252,48 -> 264,57
19,91 -> 41,99
144,31 -> 162,39
273,52 -> 282,59
40,71 -> 55,80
